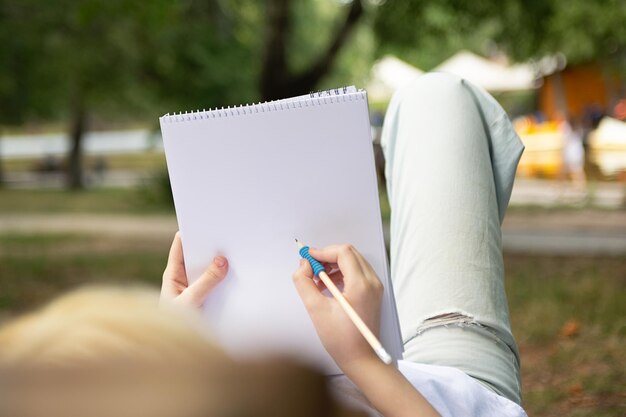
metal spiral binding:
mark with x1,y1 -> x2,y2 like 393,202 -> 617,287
308,85 -> 351,98
160,87 -> 365,123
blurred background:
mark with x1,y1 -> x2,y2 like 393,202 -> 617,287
0,1 -> 624,415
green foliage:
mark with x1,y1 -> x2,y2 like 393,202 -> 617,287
289,1 -> 375,90
318,22 -> 376,90
0,0 -> 176,124
374,0 -> 626,68
1,0 -> 625,128
290,1 -> 371,76
0,0 -> 376,126
518,0 -> 626,64
373,0 -> 504,69
148,0 -> 260,110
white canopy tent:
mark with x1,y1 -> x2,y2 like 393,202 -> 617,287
367,55 -> 423,102
434,50 -> 537,93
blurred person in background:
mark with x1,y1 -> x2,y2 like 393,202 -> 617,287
559,115 -> 587,196
612,99 -> 626,121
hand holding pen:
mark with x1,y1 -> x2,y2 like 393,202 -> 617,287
293,241 -> 392,371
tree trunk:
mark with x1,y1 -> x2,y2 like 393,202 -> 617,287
67,103 -> 87,190
260,0 -> 364,101
259,0 -> 290,101
0,135 -> 4,188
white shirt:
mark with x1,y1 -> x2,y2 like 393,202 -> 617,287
329,360 -> 528,417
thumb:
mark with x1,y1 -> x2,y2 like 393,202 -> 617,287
293,260 -> 325,311
179,256 -> 228,307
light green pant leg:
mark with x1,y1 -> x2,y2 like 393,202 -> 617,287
381,72 -> 524,404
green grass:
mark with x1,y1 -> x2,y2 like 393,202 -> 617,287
3,152 -> 166,173
0,232 -> 80,248
0,187 -> 172,214
0,233 -> 169,316
504,254 -> 625,417
505,254 -> 625,344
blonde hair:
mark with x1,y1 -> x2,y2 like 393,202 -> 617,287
0,286 -> 224,367
0,286 -> 361,417
0,286 -> 231,417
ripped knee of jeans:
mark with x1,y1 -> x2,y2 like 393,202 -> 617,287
407,311 -> 500,345
408,311 -> 480,341
422,312 -> 478,327
424,312 -> 473,322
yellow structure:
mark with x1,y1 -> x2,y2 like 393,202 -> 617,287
515,63 -> 624,178
514,119 -> 563,177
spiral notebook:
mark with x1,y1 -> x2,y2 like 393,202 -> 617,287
160,87 -> 403,374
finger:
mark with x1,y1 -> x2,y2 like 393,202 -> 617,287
349,248 -> 379,283
309,245 -> 363,277
321,262 -> 339,273
307,245 -> 340,263
293,260 -> 325,309
314,279 -> 326,292
179,256 -> 228,307
298,258 -> 314,279
319,269 -> 344,286
339,244 -> 367,269
342,249 -> 384,298
165,232 -> 186,283
326,269 -> 344,283
315,270 -> 344,292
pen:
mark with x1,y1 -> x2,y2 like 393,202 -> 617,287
296,239 -> 392,365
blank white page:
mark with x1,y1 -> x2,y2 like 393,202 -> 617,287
160,90 -> 402,374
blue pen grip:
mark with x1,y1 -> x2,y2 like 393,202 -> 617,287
299,246 -> 325,276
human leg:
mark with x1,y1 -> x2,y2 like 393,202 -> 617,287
380,72 -> 524,404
